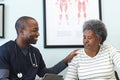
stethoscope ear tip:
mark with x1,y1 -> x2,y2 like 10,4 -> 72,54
35,65 -> 38,67
33,64 -> 38,67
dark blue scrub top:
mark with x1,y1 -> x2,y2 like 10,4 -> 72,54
0,40 -> 46,80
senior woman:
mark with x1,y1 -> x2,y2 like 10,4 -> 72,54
64,19 -> 120,80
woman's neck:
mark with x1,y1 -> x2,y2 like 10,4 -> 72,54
85,46 -> 100,57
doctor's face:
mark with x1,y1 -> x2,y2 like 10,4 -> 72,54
22,19 -> 40,44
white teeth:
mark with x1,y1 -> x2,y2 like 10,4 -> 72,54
34,38 -> 38,40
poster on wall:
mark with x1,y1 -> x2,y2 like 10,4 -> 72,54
0,4 -> 4,38
43,0 -> 102,48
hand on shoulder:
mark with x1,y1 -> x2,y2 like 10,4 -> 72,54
64,49 -> 79,64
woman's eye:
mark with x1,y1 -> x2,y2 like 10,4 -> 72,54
88,37 -> 92,39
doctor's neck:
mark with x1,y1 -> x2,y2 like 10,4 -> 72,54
15,38 -> 30,48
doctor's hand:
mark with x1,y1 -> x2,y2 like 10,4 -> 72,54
63,49 -> 79,64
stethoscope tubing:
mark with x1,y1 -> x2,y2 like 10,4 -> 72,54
14,43 -> 38,79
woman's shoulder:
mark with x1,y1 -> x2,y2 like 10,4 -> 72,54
76,48 -> 84,54
101,44 -> 115,50
73,48 -> 84,58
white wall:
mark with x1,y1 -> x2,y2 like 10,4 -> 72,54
0,0 -> 120,78
102,0 -> 120,77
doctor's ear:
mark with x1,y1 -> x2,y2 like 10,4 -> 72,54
19,28 -> 25,35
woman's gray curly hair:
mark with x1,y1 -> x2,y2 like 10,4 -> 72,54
83,19 -> 107,44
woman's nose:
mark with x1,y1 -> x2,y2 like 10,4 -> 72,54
84,39 -> 89,43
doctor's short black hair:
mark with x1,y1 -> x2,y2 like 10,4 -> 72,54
15,16 -> 36,35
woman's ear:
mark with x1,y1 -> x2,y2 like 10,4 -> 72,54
98,37 -> 102,44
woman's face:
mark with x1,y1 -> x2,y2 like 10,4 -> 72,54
83,29 -> 102,50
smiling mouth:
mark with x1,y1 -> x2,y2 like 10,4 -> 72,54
34,37 -> 38,41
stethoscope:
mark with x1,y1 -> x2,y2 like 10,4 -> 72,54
15,43 -> 38,79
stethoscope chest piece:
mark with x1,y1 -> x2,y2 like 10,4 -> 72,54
17,72 -> 23,78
